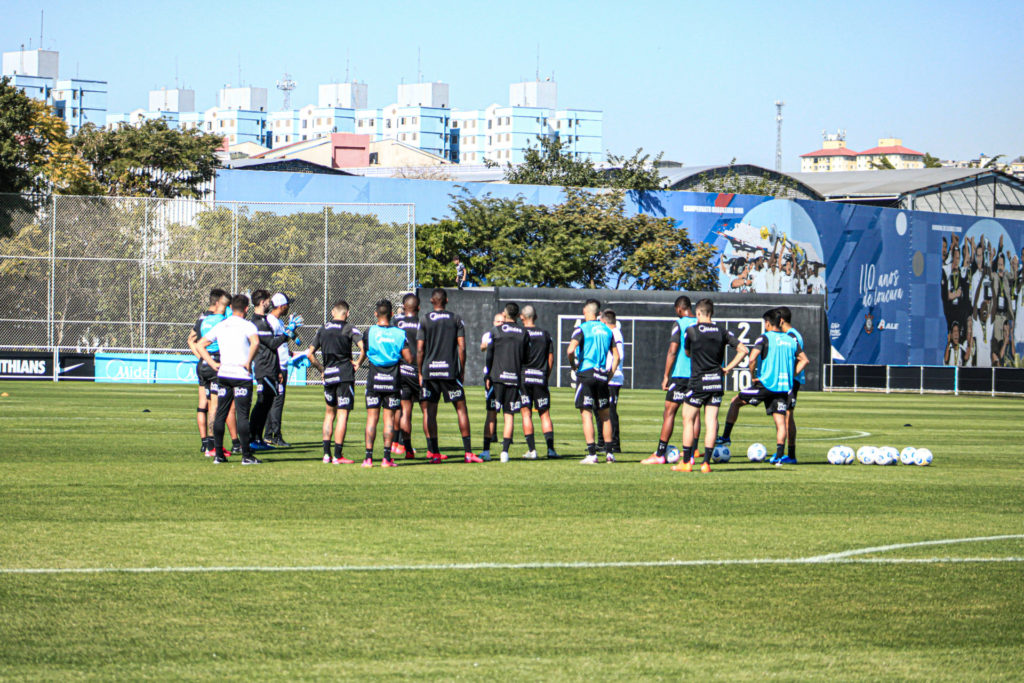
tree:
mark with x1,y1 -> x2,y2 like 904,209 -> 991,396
500,135 -> 667,190
73,119 -> 222,198
923,152 -> 943,168
416,187 -> 717,291
0,76 -> 44,196
697,159 -> 795,197
869,156 -> 896,170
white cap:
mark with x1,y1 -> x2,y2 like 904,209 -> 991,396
270,293 -> 290,307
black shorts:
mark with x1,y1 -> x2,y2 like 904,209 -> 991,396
609,385 -> 620,405
788,381 -> 801,410
521,383 -> 551,414
422,379 -> 465,403
665,378 -> 690,404
684,389 -> 723,408
398,370 -> 421,402
198,361 -> 218,393
484,384 -> 499,412
324,381 -> 355,410
255,374 -> 279,398
491,383 -> 523,413
739,384 -> 790,415
575,371 -> 610,411
216,376 -> 252,402
365,389 -> 400,411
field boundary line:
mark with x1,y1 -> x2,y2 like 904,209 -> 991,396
1,535 -> 1022,575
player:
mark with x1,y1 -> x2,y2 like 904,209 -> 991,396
670,299 -> 748,473
363,300 -> 413,468
480,311 -> 505,461
599,309 -> 625,454
520,305 -> 559,458
416,288 -> 480,463
454,255 -> 466,289
249,292 -> 294,450
196,294 -> 261,465
718,308 -> 808,465
643,296 -> 700,465
264,293 -> 301,447
777,306 -> 806,462
566,299 -> 619,464
186,288 -> 236,457
304,300 -> 364,464
484,303 -> 535,461
391,293 -> 423,459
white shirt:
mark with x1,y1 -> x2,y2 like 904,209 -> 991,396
203,315 -> 259,380
751,266 -> 768,293
764,268 -> 781,293
808,275 -> 826,295
267,313 -> 290,370
779,271 -> 794,294
606,325 -> 625,387
972,317 -> 993,367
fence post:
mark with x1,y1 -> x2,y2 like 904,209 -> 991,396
323,207 -> 329,323
407,204 -> 415,289
991,368 -> 995,397
853,364 -> 858,392
231,203 -> 238,292
885,365 -> 890,394
49,195 -> 56,356
954,366 -> 959,396
141,199 -> 148,351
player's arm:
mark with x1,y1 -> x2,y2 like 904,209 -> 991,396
457,336 -> 466,382
609,341 -> 620,378
566,338 -> 580,370
196,337 -> 220,371
416,338 -> 425,382
794,349 -> 809,377
723,330 -> 749,374
546,341 -> 554,382
353,338 -> 366,370
245,333 -> 260,372
400,343 -> 413,366
662,340 -> 679,390
187,329 -> 202,359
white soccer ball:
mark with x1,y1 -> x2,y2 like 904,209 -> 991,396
856,446 -> 877,465
665,445 -> 680,464
914,448 -> 933,466
899,447 -> 917,465
827,445 -> 845,465
747,443 -> 767,462
712,445 -> 731,463
878,446 -> 899,466
841,446 -> 856,464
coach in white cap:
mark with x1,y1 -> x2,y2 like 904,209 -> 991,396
265,292 -> 300,447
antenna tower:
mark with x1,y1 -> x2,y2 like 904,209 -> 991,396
774,100 -> 785,172
276,73 -> 296,110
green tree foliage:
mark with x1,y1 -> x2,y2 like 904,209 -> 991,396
869,156 -> 896,170
73,119 -> 222,198
417,188 -> 717,291
696,159 -> 795,197
0,76 -> 45,196
500,136 -> 666,190
923,152 -> 943,168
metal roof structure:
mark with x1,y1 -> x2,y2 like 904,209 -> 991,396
788,168 -> 999,200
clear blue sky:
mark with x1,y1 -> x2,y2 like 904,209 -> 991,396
4,0 -> 1022,170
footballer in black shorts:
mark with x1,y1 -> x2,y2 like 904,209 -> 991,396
305,301 -> 364,463
737,383 -> 789,416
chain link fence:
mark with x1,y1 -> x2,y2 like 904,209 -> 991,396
0,193 -> 414,382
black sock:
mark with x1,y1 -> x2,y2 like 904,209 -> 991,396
427,437 -> 438,453
587,442 -> 597,456
702,448 -> 713,464
392,428 -> 401,446
483,435 -> 492,452
525,433 -> 536,451
788,443 -> 796,458
323,439 -> 331,457
232,438 -> 241,448
502,437 -> 512,453
722,422 -> 734,440
544,431 -> 554,450
605,442 -> 614,456
657,440 -> 668,457
462,436 -> 472,453
682,445 -> 694,463
334,443 -> 344,460
203,436 -> 213,451
776,443 -> 785,459
383,447 -> 392,461
365,448 -> 373,461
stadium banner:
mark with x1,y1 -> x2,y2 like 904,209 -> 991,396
218,170 -> 1024,368
0,351 -> 95,381
95,352 -> 199,384
434,287 -> 827,391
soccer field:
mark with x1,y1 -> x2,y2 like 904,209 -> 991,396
0,382 -> 1021,680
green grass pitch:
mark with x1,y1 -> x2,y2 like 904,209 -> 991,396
0,381 -> 1022,680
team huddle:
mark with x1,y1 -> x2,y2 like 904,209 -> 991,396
186,288 -> 810,470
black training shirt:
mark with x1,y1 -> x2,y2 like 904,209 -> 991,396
416,309 -> 465,380
522,327 -> 552,385
311,321 -> 362,382
392,313 -> 420,377
485,323 -> 530,385
684,322 -> 740,380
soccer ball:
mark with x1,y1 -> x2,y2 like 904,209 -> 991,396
856,446 -> 877,465
747,443 -> 767,462
712,445 -> 731,463
827,445 -> 850,465
877,446 -> 899,466
914,448 -> 933,466
899,447 -> 917,465
841,446 -> 856,464
665,445 -> 680,464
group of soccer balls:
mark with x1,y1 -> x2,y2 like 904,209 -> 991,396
826,445 -> 934,466
660,444 -> 933,466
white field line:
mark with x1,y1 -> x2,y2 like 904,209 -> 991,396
1,535 -> 1021,576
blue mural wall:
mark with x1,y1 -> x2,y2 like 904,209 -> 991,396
216,170 -> 1024,367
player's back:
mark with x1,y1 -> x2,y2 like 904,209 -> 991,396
366,324 -> 407,367
574,320 -> 613,374
488,323 -> 528,385
785,327 -> 806,385
687,322 -> 737,377
669,316 -> 698,378
523,327 -> 552,385
757,330 -> 798,393
418,309 -> 464,379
